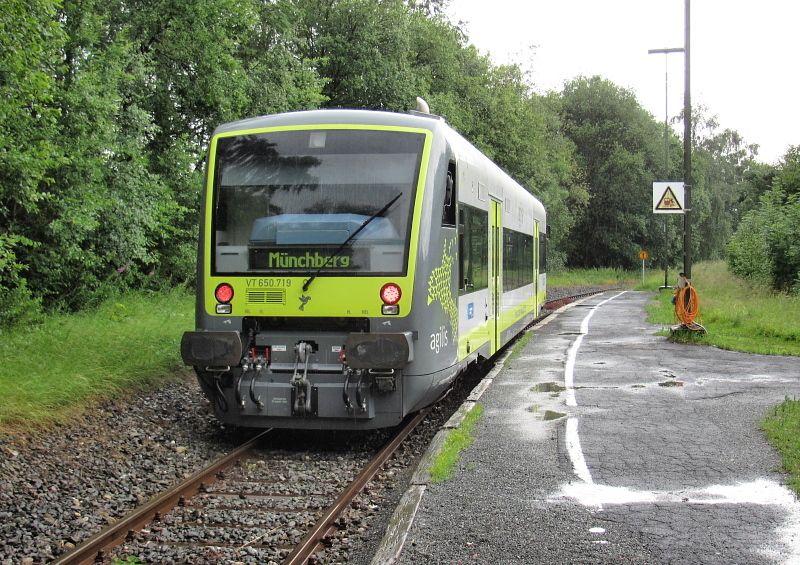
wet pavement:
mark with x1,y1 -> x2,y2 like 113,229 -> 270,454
392,291 -> 800,565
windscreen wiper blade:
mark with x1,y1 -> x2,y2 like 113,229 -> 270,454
302,192 -> 402,293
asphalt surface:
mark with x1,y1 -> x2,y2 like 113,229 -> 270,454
394,291 -> 800,565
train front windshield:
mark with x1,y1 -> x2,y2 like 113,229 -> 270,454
211,129 -> 425,276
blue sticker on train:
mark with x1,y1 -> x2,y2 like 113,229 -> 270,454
467,303 -> 474,320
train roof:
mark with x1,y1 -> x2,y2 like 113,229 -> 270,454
213,108 -> 444,135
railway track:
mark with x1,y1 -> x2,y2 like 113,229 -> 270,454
52,412 -> 427,565
47,287 -> 613,565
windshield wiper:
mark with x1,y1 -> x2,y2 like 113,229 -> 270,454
302,192 -> 403,292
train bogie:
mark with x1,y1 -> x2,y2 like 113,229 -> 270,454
181,107 -> 546,430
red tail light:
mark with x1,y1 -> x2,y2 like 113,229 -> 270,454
380,283 -> 402,305
214,283 -> 234,303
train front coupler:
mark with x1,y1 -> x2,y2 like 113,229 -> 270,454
291,341 -> 314,415
237,347 -> 266,410
342,367 -> 368,413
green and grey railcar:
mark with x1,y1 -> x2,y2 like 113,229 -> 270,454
181,107 -> 547,430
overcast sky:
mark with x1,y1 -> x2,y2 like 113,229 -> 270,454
446,0 -> 798,164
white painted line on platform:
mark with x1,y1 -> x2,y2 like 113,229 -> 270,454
564,336 -> 584,408
564,292 -> 626,407
565,417 -> 593,485
553,478 -> 800,561
563,291 -> 626,490
555,478 -> 796,506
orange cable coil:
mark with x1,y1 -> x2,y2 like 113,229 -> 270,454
675,286 -> 700,325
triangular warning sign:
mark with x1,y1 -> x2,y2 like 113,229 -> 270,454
656,186 -> 683,211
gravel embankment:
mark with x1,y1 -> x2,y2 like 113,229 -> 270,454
0,375 -> 232,564
0,369 -> 479,564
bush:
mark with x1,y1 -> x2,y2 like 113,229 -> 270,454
728,147 -> 800,293
0,235 -> 43,327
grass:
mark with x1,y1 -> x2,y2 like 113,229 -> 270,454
645,261 -> 800,356
548,267 -> 641,288
548,266 -> 676,292
429,403 -> 484,483
0,288 -> 195,430
761,399 -> 800,496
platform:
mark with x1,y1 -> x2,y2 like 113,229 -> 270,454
373,291 -> 800,564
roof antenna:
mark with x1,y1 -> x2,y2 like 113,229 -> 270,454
415,97 -> 430,114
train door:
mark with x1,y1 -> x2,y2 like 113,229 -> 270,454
489,199 -> 502,353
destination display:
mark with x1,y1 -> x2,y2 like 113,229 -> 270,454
248,247 -> 368,271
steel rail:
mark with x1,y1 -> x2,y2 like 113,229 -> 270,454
51,429 -> 272,565
283,410 -> 428,565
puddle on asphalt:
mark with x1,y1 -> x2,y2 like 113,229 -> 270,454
527,405 -> 566,421
531,382 -> 566,393
659,380 -> 684,387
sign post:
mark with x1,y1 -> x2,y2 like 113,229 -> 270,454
653,182 -> 685,290
638,250 -> 649,285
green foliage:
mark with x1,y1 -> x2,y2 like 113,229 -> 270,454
728,147 -> 800,293
692,108 -> 760,261
0,0 -> 65,325
0,235 -> 43,327
1,0 -> 326,321
548,267 -> 639,288
298,0 -> 420,110
402,15 -> 587,266
0,0 -> 64,220
761,398 -> 800,496
112,557 -> 143,565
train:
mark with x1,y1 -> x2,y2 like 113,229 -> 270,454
180,102 -> 547,430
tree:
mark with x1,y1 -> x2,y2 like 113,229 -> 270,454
297,0 -> 421,110
0,0 -> 64,324
559,76 -> 668,269
728,146 -> 800,292
691,108 -> 759,261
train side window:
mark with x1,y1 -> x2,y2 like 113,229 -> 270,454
502,228 -> 534,292
459,204 -> 488,294
442,162 -> 456,227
